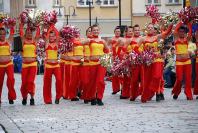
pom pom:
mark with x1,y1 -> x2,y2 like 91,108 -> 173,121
59,25 -> 80,53
99,53 -> 113,72
145,5 -> 161,24
37,39 -> 46,57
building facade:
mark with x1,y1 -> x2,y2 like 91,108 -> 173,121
1,0 -> 197,36
1,0 -> 132,37
132,0 -> 184,29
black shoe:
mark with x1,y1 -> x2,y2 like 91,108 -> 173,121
30,98 -> 35,105
120,95 -> 129,99
97,99 -> 104,106
84,100 -> 90,104
173,95 -> 178,100
112,90 -> 120,95
160,93 -> 165,100
71,98 -> 79,101
22,99 -> 27,105
196,96 -> 198,100
91,99 -> 97,105
77,92 -> 82,98
130,98 -> 135,101
55,99 -> 59,104
156,94 -> 161,102
9,100 -> 14,104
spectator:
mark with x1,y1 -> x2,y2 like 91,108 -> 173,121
163,47 -> 176,88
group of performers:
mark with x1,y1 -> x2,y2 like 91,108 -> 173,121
0,18 -> 198,106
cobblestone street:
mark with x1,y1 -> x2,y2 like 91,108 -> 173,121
0,74 -> 198,133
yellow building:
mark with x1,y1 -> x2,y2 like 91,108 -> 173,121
59,0 -> 132,37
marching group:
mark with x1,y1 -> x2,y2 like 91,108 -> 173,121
0,18 -> 198,106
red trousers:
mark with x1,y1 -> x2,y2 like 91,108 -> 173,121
43,67 -> 62,103
141,65 -> 154,102
88,64 -> 106,100
112,76 -> 121,93
63,64 -> 72,99
130,65 -> 143,100
0,64 -> 16,102
68,65 -> 83,99
121,75 -> 131,98
21,66 -> 37,99
60,62 -> 65,97
172,64 -> 193,99
81,65 -> 90,100
194,63 -> 198,95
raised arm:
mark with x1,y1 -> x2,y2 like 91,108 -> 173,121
158,24 -> 173,40
187,22 -> 192,41
173,21 -> 183,38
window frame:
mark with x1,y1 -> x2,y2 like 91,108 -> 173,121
0,0 -> 4,11
145,0 -> 161,6
100,0 -> 118,7
53,0 -> 62,8
166,0 -> 182,6
25,0 -> 37,8
76,0 -> 94,8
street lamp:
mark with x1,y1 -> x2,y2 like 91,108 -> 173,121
78,0 -> 102,26
64,6 -> 77,25
183,0 -> 186,8
118,0 -> 121,27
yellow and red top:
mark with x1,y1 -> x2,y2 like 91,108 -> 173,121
175,39 -> 191,65
90,40 -> 105,56
22,41 -> 36,58
73,40 -> 84,56
22,41 -> 37,68
0,41 -> 13,67
0,41 -> 10,56
45,43 -> 59,68
72,40 -> 84,65
45,43 -> 58,60
144,36 -> 163,63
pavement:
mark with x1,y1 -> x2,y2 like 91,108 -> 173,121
0,74 -> 198,133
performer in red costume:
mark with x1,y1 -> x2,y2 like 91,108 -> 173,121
194,29 -> 198,99
43,27 -> 62,104
108,26 -> 122,95
120,26 -> 133,99
20,26 -> 40,105
61,51 -> 73,100
81,27 -> 92,103
172,22 -> 193,100
0,27 -> 16,105
82,25 -> 110,106
140,22 -> 173,103
123,24 -> 143,101
68,37 -> 84,101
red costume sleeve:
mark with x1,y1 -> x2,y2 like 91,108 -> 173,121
46,25 -> 59,39
10,27 -> 15,36
174,22 -> 183,35
19,23 -> 24,37
161,24 -> 173,39
187,22 -> 192,38
35,26 -> 40,38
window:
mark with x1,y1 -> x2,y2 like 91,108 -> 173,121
26,0 -> 36,7
168,0 -> 179,4
102,0 -> 117,6
77,0 -> 92,7
0,0 -> 3,11
146,0 -> 161,5
28,0 -> 36,6
54,0 -> 61,7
